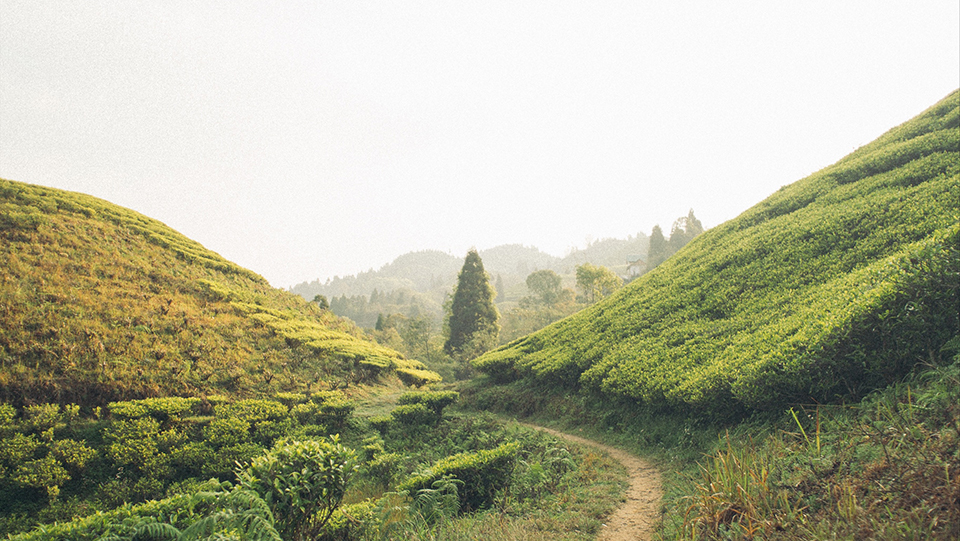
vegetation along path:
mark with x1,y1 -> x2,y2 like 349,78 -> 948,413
522,423 -> 663,541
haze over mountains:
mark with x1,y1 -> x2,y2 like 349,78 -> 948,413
291,234 -> 651,301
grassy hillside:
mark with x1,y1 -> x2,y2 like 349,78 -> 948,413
475,89 -> 959,414
0,179 -> 437,407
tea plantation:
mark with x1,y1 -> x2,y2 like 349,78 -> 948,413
474,89 -> 959,415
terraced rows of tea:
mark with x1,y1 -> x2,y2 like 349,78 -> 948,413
475,90 -> 959,414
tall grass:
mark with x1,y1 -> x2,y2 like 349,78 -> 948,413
671,356 -> 960,539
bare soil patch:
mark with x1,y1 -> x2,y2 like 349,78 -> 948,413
523,424 -> 663,541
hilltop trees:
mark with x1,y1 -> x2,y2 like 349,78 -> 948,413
669,209 -> 704,252
648,209 -> 704,269
647,225 -> 669,268
444,249 -> 500,360
525,270 -> 563,305
575,263 -> 623,303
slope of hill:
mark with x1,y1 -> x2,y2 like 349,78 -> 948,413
0,179 -> 435,407
475,90 -> 960,414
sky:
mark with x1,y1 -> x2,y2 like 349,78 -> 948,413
2,2 -> 958,288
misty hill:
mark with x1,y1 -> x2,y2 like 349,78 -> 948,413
556,234 -> 650,274
292,246 -> 558,302
474,89 -> 960,414
291,235 -> 653,326
0,179 -> 436,407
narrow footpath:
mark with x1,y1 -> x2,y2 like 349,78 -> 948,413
522,424 -> 663,541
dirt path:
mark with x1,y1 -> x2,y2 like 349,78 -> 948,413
521,424 -> 663,541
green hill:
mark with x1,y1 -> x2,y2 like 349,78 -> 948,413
475,89 -> 959,414
0,179 -> 436,407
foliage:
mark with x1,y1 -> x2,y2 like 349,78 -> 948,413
397,441 -> 520,512
107,397 -> 201,424
320,498 -> 380,540
7,480 -> 282,541
0,403 -> 97,506
396,390 -> 459,417
648,224 -> 669,268
236,437 -> 358,540
525,270 -> 563,305
473,90 -> 960,414
444,250 -> 501,360
574,262 -> 623,303
0,392 -> 366,534
389,403 -> 439,427
673,356 -> 960,540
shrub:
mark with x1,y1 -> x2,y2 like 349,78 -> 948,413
396,390 -> 459,417
365,452 -> 403,487
7,480 -> 282,541
215,399 -> 292,446
237,437 -> 358,540
321,498 -> 380,541
22,404 -> 61,433
397,441 -> 520,512
274,392 -> 307,408
12,455 -> 69,502
389,403 -> 438,427
396,368 -> 443,387
104,417 -> 161,468
368,415 -> 393,435
317,399 -> 355,433
107,397 -> 200,425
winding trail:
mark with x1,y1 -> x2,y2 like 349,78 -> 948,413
521,424 -> 663,541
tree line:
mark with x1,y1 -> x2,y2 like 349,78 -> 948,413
362,211 -> 704,377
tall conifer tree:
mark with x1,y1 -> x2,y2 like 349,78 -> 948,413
648,224 -> 669,268
444,249 -> 500,358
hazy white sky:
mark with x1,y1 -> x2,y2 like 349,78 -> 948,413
2,2 -> 958,287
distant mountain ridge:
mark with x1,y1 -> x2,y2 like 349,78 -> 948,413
290,236 -> 651,305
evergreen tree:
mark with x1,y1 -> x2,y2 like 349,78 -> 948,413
685,208 -> 704,238
669,217 -> 689,253
444,249 -> 500,359
648,224 -> 669,268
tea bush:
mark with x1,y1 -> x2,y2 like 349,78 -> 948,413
397,390 -> 459,417
237,437 -> 358,540
0,406 -> 97,506
107,397 -> 200,424
6,480 -> 282,541
390,403 -> 439,427
398,441 -> 520,512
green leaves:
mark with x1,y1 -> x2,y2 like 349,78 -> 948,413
236,437 -> 357,540
397,441 -> 520,512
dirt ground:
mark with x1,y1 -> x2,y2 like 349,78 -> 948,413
523,424 -> 663,541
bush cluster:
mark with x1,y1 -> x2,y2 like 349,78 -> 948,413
5,388 -> 604,541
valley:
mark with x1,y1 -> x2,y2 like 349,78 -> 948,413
0,88 -> 957,539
